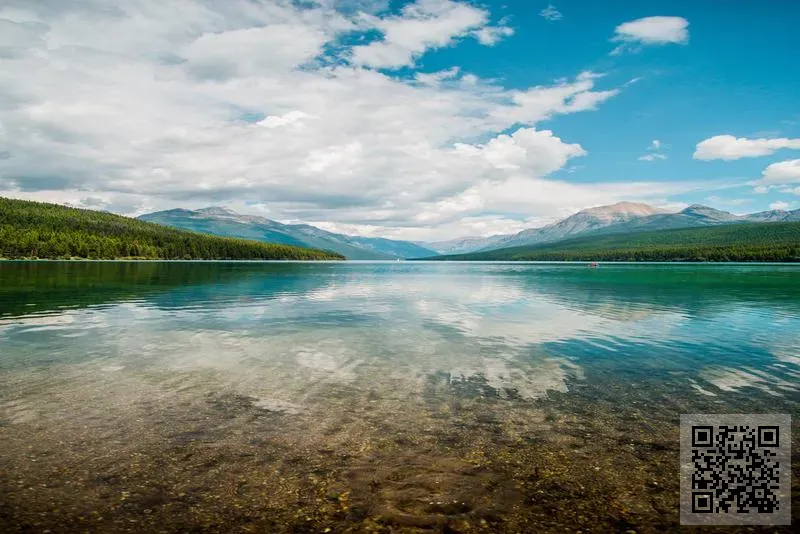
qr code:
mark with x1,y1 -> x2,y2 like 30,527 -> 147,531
680,414 -> 791,526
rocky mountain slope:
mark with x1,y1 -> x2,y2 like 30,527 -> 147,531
421,202 -> 800,255
422,235 -> 512,255
476,202 -> 666,251
139,207 -> 438,260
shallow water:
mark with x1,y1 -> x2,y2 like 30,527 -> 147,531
0,261 -> 798,532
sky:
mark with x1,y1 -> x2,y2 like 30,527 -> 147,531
1,0 -> 799,241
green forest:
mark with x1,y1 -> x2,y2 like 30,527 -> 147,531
0,197 -> 344,261
429,221 -> 800,262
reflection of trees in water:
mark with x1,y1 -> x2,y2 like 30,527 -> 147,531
5,262 -> 799,320
0,262 -> 339,318
499,265 -> 800,319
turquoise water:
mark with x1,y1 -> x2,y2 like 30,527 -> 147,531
0,261 -> 798,532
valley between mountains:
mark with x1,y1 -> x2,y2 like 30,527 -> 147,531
139,201 -> 800,261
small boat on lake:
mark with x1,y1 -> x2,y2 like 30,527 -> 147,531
588,261 -> 599,268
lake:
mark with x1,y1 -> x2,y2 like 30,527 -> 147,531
0,261 -> 798,532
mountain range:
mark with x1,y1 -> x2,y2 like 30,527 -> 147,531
422,202 -> 800,255
138,202 -> 800,260
428,220 -> 800,262
138,207 -> 438,260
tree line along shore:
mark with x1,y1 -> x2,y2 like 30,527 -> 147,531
0,197 -> 344,261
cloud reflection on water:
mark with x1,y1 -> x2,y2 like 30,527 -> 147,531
1,262 -> 799,410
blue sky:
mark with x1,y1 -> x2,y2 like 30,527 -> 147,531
426,1 -> 800,208
0,0 -> 798,240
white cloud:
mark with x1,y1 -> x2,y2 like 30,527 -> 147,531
539,5 -> 563,22
489,71 -> 620,125
638,153 -> 666,162
611,16 -> 689,54
753,185 -> 769,194
0,0 -> 693,241
350,0 -> 509,68
313,214 -> 541,240
405,176 -> 716,234
182,25 -> 328,77
300,141 -> 364,176
257,111 -> 315,129
770,201 -> 790,210
759,159 -> 800,185
706,196 -> 749,207
453,127 -> 586,172
694,135 -> 800,160
414,66 -> 460,86
638,139 -> 666,161
473,24 -> 514,46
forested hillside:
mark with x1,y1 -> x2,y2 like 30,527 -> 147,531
427,221 -> 800,262
139,207 -> 438,260
0,197 -> 343,260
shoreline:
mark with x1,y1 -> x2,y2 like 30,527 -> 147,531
3,258 -> 800,265
0,257 -> 346,262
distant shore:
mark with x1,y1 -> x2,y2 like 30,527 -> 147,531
0,257 -> 344,262
4,258 -> 800,264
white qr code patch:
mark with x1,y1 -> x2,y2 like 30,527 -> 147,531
680,414 -> 791,526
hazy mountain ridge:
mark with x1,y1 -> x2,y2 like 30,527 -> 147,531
424,202 -> 800,254
138,208 -> 438,260
422,235 -> 512,255
475,202 -> 666,251
426,221 -> 800,263
744,209 -> 799,222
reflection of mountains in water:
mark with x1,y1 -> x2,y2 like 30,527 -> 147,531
3,262 -> 798,408
495,264 -> 800,319
2,262 -> 799,322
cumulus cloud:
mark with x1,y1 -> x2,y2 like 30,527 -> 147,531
759,159 -> 800,185
257,111 -> 316,129
473,24 -> 514,46
694,134 -> 800,160
489,71 -> 620,125
350,0 -> 511,68
0,0 -> 694,240
539,5 -> 563,22
427,177 -> 704,228
414,66 -> 460,86
453,128 -> 586,172
611,16 -> 689,54
183,25 -> 329,78
769,201 -> 790,210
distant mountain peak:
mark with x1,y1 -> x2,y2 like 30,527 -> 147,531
681,203 -> 728,213
743,209 -> 792,222
138,206 -> 438,259
578,201 -> 662,218
751,209 -> 787,216
195,206 -> 239,217
476,202 -> 665,252
587,201 -> 655,211
681,203 -> 717,213
680,204 -> 739,221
